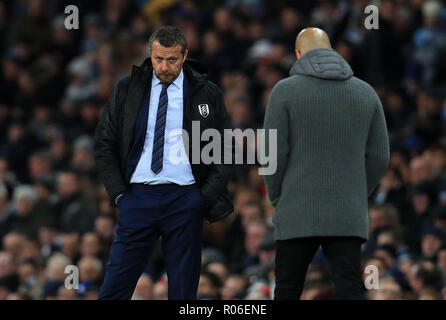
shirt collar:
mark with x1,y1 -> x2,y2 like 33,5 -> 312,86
152,69 -> 183,89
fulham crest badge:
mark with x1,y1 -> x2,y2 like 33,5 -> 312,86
198,104 -> 209,118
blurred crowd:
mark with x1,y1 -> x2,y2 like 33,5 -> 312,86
1,0 -> 446,300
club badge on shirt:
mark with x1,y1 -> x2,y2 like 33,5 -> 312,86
198,104 -> 209,118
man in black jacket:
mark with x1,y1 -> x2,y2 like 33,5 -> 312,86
94,26 -> 233,300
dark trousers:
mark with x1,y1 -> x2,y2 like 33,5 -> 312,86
274,236 -> 367,300
99,183 -> 205,300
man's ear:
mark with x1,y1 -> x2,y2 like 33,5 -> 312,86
295,49 -> 302,60
183,49 -> 189,63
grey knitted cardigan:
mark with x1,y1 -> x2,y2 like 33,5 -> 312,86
263,48 -> 390,241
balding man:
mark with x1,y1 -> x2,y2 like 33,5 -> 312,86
263,28 -> 390,299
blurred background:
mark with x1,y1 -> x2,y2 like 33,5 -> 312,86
1,0 -> 446,300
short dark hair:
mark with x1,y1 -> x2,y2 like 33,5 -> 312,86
149,26 -> 187,54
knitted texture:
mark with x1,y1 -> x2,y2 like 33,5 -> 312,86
263,48 -> 390,241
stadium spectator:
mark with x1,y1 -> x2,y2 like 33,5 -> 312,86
369,276 -> 402,300
221,274 -> 249,300
132,273 -> 154,300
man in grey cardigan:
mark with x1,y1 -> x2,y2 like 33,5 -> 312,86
263,28 -> 390,299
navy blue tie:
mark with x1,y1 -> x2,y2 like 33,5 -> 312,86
151,82 -> 170,174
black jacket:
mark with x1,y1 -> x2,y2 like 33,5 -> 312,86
94,58 -> 234,224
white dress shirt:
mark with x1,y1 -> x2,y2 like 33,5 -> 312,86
130,70 -> 195,185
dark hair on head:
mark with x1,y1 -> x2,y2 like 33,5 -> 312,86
375,244 -> 397,259
200,269 -> 222,289
415,265 -> 443,289
362,255 -> 386,266
149,26 -> 187,54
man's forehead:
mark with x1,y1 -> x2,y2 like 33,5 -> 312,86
151,41 -> 183,55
